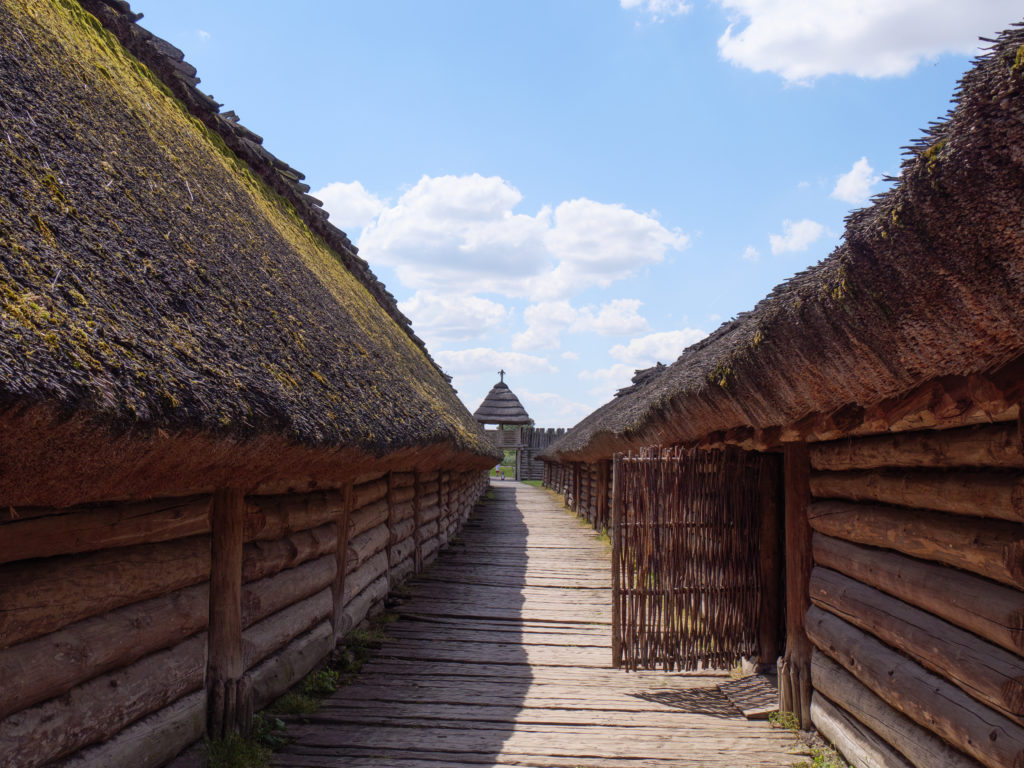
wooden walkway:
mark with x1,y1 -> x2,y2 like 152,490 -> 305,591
275,481 -> 800,767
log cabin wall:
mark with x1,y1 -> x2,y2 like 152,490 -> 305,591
0,470 -> 489,768
803,420 -> 1024,768
541,459 -> 613,533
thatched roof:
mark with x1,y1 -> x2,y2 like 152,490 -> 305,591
0,0 -> 498,506
473,380 -> 533,425
545,23 -> 1024,462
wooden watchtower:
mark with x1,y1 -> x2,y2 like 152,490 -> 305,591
473,371 -> 533,480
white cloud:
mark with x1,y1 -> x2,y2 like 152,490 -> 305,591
516,388 -> 593,427
715,1 -> 1022,83
609,328 -> 707,367
512,298 -> 650,351
579,363 -> 637,400
561,351 -> 580,360
435,347 -> 557,378
831,157 -> 881,205
398,292 -> 508,344
621,0 -> 692,21
358,175 -> 688,300
769,218 -> 824,255
314,181 -> 387,232
196,29 -> 210,41
742,245 -> 760,262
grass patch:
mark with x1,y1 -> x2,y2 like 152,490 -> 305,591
798,745 -> 851,768
522,479 -> 543,486
272,692 -> 320,715
205,733 -> 271,768
769,710 -> 801,733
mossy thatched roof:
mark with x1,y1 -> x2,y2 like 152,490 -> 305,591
545,24 -> 1024,462
0,0 -> 497,499
473,380 -> 532,426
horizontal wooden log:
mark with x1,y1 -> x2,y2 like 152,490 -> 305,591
421,536 -> 440,564
390,500 -> 415,523
0,583 -> 207,720
420,481 -> 439,495
389,537 -> 415,569
346,523 -> 388,574
242,555 -> 335,628
810,566 -> 1024,719
0,634 -> 206,768
807,605 -> 1024,768
349,499 -> 388,538
419,502 -> 441,523
245,491 -> 344,542
54,690 -> 205,768
810,470 -> 1024,522
807,500 -> 1024,588
392,472 -> 416,488
241,523 -> 335,583
345,551 -> 388,604
389,556 -> 415,587
416,519 -> 440,543
351,478 -> 387,510
812,650 -> 983,768
242,589 -> 331,671
420,492 -> 439,510
389,517 -> 415,546
811,693 -> 913,768
0,496 -> 210,566
813,534 -> 1024,654
0,536 -> 209,649
340,575 -> 388,635
245,621 -> 333,711
811,423 -> 1024,472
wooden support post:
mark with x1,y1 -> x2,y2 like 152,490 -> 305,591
207,488 -> 248,739
758,454 -> 782,668
611,453 -> 623,669
331,483 -> 353,643
385,471 -> 395,585
779,443 -> 813,727
573,462 -> 581,514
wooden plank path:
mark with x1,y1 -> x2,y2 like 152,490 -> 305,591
274,481 -> 800,767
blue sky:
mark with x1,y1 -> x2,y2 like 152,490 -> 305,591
139,0 -> 1022,427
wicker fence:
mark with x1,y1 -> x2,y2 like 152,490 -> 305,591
612,446 -> 778,672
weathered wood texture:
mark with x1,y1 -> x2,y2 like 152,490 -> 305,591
810,469 -> 1024,522
811,693 -> 914,768
274,481 -> 800,767
807,500 -> 1024,588
780,442 -> 813,727
812,534 -> 1024,655
0,495 -> 211,565
2,470 -> 489,768
810,423 -> 1024,471
810,566 -> 1024,721
807,606 -> 1024,768
811,651 -> 983,768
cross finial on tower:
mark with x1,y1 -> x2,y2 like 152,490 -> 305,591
499,369 -> 505,383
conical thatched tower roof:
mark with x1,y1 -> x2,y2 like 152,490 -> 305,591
473,374 -> 532,426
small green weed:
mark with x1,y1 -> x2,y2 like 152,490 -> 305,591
271,692 -> 319,715
807,745 -> 851,768
769,710 -> 800,733
303,668 -> 340,696
205,733 -> 270,768
251,713 -> 289,750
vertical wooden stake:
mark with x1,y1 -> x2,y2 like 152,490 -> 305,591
332,483 -> 353,643
781,442 -> 813,727
611,453 -> 623,669
385,471 -> 395,585
757,453 -> 782,668
207,488 -> 246,739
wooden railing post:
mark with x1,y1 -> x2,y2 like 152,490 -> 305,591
611,453 -> 623,669
207,488 -> 248,739
779,443 -> 813,727
332,483 -> 353,643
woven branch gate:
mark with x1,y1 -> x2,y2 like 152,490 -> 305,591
612,446 -> 780,672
